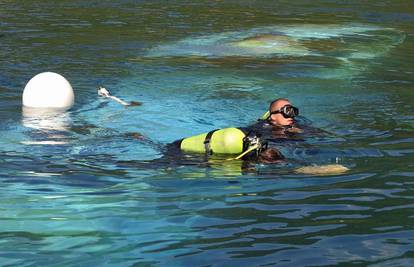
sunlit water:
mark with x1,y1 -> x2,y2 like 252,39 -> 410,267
0,1 -> 414,266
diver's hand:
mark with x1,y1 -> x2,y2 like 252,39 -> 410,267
98,86 -> 142,107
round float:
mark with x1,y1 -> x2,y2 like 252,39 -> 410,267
22,72 -> 75,109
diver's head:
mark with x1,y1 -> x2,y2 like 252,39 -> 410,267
268,98 -> 299,126
258,148 -> 285,163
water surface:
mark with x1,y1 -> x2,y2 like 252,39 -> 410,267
0,1 -> 413,266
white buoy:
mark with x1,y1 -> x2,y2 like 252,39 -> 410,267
22,72 -> 75,109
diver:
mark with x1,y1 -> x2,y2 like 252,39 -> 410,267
131,127 -> 284,169
124,126 -> 347,175
99,88 -> 347,174
170,127 -> 282,161
117,127 -> 285,176
96,87 -> 281,164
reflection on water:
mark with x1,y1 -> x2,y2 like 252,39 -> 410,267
22,107 -> 71,131
21,106 -> 72,145
0,1 -> 413,266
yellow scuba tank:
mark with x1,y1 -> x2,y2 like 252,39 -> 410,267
180,127 -> 246,154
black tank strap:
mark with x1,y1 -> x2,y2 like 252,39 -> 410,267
204,129 -> 218,155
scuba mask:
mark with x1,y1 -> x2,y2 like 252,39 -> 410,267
270,104 -> 299,119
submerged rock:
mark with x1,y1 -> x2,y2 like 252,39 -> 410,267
146,24 -> 404,59
230,34 -> 310,56
143,24 -> 405,79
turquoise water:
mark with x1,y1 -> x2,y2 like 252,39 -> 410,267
1,1 -> 414,266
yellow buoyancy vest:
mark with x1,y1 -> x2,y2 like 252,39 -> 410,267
180,127 -> 246,154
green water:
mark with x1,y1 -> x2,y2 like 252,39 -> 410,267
0,1 -> 413,266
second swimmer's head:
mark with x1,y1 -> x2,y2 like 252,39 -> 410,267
243,147 -> 285,163
257,147 -> 285,163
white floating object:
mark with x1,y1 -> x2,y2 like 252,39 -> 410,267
22,72 -> 75,108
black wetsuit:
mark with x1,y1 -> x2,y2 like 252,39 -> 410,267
245,119 -> 305,143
